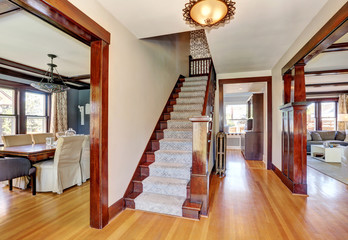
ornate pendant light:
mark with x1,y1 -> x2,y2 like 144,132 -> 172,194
31,54 -> 70,93
183,0 -> 236,27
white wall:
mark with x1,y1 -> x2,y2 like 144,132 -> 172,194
271,0 -> 347,169
69,0 -> 190,206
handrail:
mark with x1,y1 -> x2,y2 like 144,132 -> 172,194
202,61 -> 216,116
189,56 -> 212,77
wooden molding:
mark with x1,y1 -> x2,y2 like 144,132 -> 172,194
12,0 -> 111,229
305,69 -> 348,76
282,3 -> 348,74
307,90 -> 348,95
306,82 -> 348,87
108,198 -> 125,221
219,76 -> 272,170
9,0 -> 110,45
306,97 -> 339,102
323,42 -> 348,53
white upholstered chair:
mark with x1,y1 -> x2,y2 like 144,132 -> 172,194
34,135 -> 85,194
2,134 -> 32,147
80,135 -> 90,183
31,133 -> 54,144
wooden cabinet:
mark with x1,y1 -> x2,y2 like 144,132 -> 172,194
241,93 -> 264,160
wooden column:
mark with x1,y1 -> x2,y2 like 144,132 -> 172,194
189,116 -> 211,215
90,40 -> 109,228
279,62 -> 307,195
283,73 -> 292,104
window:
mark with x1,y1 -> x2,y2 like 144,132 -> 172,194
306,100 -> 338,131
307,103 -> 316,131
321,102 -> 337,131
25,92 -> 47,133
225,104 -> 247,133
0,87 -> 16,144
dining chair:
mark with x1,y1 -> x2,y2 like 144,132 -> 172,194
80,135 -> 90,182
2,134 -> 32,147
0,157 -> 36,195
56,132 -> 65,138
34,135 -> 85,194
31,133 -> 55,144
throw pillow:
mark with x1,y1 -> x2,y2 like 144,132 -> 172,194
311,132 -> 322,141
335,131 -> 346,141
307,131 -> 312,141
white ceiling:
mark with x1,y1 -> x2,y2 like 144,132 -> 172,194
98,0 -> 328,74
0,10 -> 90,77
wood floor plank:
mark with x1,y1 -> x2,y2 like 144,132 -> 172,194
1,150 -> 348,239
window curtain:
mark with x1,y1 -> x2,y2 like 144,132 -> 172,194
50,92 -> 68,136
338,94 -> 348,130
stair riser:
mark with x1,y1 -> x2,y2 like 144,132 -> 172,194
176,97 -> 204,104
159,141 -> 192,151
125,199 -> 135,209
183,81 -> 207,87
159,122 -> 167,130
180,86 -> 207,92
143,182 -> 187,197
174,104 -> 203,112
170,111 -> 201,120
133,182 -> 142,192
164,113 -> 170,121
145,153 -> 155,162
167,121 -> 192,129
149,166 -> 191,180
140,166 -> 149,177
163,130 -> 192,139
150,141 -> 159,151
155,152 -> 192,165
135,202 -> 182,217
179,91 -> 205,98
185,76 -> 208,81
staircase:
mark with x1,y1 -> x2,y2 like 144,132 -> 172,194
124,75 -> 208,217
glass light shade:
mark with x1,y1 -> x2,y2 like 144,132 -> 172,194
190,0 -> 228,26
338,114 -> 348,122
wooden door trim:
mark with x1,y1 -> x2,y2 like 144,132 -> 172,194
10,0 -> 110,229
219,76 -> 272,170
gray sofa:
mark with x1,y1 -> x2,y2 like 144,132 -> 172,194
307,130 -> 348,153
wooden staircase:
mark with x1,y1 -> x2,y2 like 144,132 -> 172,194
123,75 -> 203,218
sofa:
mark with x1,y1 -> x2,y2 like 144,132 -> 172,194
307,130 -> 348,153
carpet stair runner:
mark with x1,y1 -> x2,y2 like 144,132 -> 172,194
125,76 -> 208,217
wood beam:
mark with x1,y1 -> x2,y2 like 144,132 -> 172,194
0,66 -> 86,90
282,3 -> 348,74
306,90 -> 348,95
306,82 -> 348,87
323,42 -> 348,53
305,69 -> 348,76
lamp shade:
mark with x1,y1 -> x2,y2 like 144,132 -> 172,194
338,114 -> 348,122
190,0 -> 228,25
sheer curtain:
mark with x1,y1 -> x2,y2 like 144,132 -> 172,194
338,94 -> 348,130
50,92 -> 68,135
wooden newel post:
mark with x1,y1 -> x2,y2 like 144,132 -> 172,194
189,116 -> 212,216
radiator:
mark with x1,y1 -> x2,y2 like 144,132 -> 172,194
215,132 -> 227,177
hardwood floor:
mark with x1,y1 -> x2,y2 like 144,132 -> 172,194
1,150 -> 348,239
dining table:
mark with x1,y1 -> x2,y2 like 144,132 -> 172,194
0,144 -> 56,162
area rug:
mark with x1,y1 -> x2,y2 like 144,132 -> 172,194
307,156 -> 348,185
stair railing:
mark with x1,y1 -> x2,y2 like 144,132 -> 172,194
189,55 -> 212,77
189,58 -> 216,216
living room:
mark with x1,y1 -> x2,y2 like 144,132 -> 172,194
305,32 -> 348,184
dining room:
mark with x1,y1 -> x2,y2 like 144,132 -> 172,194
0,2 -> 91,196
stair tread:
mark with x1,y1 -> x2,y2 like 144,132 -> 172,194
135,192 -> 186,209
160,138 -> 192,143
182,199 -> 202,210
163,128 -> 192,132
155,149 -> 191,154
133,176 -> 147,182
150,162 -> 191,169
140,162 -> 153,167
143,176 -> 188,186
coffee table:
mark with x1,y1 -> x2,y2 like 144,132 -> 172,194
311,145 -> 343,163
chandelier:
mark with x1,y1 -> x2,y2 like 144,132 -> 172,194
183,0 -> 236,27
31,54 -> 70,93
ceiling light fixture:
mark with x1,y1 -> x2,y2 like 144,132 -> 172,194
183,0 -> 236,27
31,54 -> 70,93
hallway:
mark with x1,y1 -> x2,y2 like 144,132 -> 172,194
1,150 -> 348,239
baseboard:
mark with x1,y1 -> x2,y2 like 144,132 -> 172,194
108,198 -> 125,221
272,164 -> 307,195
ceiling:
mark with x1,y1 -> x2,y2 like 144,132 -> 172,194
0,8 -> 90,77
97,0 -> 328,74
